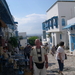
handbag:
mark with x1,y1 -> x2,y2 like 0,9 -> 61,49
65,54 -> 67,60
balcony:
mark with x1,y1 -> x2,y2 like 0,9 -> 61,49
42,16 -> 58,32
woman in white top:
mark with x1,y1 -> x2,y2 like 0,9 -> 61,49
56,41 -> 65,75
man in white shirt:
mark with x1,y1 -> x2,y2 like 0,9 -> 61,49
30,39 -> 48,75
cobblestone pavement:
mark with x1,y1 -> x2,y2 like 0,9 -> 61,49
47,51 -> 75,75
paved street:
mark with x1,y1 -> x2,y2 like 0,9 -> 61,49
47,50 -> 75,75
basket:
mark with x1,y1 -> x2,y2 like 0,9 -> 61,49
24,69 -> 33,75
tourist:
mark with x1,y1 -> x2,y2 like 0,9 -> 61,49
50,45 -> 56,56
56,41 -> 65,75
24,43 -> 31,67
30,39 -> 48,75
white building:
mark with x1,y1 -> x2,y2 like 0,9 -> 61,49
63,17 -> 75,54
42,1 -> 75,48
18,32 -> 27,47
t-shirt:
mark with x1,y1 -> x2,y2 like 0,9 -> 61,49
30,46 -> 47,63
56,46 -> 65,60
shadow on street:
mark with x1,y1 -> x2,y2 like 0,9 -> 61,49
48,63 -> 56,67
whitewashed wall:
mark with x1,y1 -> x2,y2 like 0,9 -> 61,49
18,32 -> 27,47
19,32 -> 26,38
47,3 -> 59,19
47,3 -> 60,32
58,2 -> 75,31
20,39 -> 27,47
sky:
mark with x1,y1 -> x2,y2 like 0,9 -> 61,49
6,0 -> 57,35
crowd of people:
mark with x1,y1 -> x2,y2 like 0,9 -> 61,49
23,39 -> 66,75
0,38 -> 66,75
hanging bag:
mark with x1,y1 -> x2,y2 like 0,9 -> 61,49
35,62 -> 44,69
65,54 -> 67,60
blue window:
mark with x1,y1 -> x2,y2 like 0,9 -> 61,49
53,19 -> 56,26
42,23 -> 45,30
60,34 -> 62,39
45,22 -> 48,31
43,31 -> 46,39
48,21 -> 50,29
51,19 -> 53,29
49,20 -> 51,27
53,18 -> 58,28
62,19 -> 65,26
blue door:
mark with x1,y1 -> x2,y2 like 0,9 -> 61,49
70,34 -> 75,51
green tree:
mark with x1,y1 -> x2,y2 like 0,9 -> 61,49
19,36 -> 23,40
9,36 -> 18,47
28,36 -> 38,46
47,33 -> 51,38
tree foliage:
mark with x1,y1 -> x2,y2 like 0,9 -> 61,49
28,36 -> 38,46
19,36 -> 23,40
47,33 -> 51,38
9,37 -> 18,47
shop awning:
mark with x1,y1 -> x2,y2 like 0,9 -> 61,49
62,23 -> 75,29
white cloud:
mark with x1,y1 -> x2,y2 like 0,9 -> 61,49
14,13 -> 46,35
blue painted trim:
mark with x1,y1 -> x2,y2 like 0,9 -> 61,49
62,19 -> 65,26
63,23 -> 75,29
43,31 -> 46,39
51,19 -> 53,29
14,22 -> 18,24
42,16 -> 58,30
70,34 -> 75,35
42,23 -> 45,30
60,34 -> 62,39
70,34 -> 75,51
69,35 -> 72,52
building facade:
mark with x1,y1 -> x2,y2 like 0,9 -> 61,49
0,0 -> 18,46
18,32 -> 27,47
42,1 -> 75,48
63,17 -> 75,54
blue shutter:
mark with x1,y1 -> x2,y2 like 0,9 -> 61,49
42,23 -> 45,30
43,31 -> 46,39
44,22 -> 47,31
60,34 -> 62,39
51,19 -> 53,29
62,19 -> 65,26
49,20 -> 51,28
48,20 -> 50,29
53,19 -> 56,26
